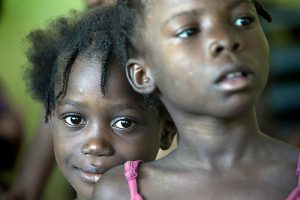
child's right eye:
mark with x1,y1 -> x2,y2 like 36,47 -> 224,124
111,118 -> 136,131
63,113 -> 86,128
234,16 -> 255,27
175,27 -> 200,39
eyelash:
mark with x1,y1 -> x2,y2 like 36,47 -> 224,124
174,15 -> 255,39
111,117 -> 137,131
175,26 -> 200,39
234,16 -> 255,27
62,113 -> 86,128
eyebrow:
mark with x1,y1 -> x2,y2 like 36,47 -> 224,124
108,103 -> 146,113
163,9 -> 199,26
59,100 -> 146,112
228,0 -> 253,9
58,99 -> 87,108
163,0 -> 253,26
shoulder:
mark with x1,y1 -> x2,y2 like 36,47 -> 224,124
263,134 -> 299,160
93,165 -> 130,200
264,136 -> 300,189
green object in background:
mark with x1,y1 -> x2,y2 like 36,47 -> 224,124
0,0 -> 84,199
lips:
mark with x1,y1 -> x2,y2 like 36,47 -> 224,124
214,66 -> 253,91
76,166 -> 106,184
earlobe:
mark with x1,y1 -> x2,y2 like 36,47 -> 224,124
126,58 -> 156,95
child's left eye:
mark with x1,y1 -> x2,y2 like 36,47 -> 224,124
111,118 -> 136,130
175,27 -> 200,39
234,16 -> 254,26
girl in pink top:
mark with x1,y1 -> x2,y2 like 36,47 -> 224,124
22,6 -> 176,200
93,0 -> 299,199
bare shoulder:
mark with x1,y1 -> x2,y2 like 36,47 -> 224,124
92,165 -> 130,200
263,134 -> 299,160
264,135 -> 300,190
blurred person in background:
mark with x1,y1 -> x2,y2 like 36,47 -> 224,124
0,81 -> 24,195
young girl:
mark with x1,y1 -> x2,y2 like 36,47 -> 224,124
23,6 -> 175,200
93,1 -> 299,199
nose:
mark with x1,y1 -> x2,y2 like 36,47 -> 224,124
208,27 -> 243,57
82,136 -> 114,157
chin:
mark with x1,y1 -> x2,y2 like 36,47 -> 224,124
76,187 -> 93,200
217,101 -> 255,119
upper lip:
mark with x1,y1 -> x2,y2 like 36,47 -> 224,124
214,64 -> 254,84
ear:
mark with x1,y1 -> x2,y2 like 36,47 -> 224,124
126,58 -> 156,95
159,114 -> 177,150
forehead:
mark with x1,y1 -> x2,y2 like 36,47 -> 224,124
63,52 -> 143,103
148,0 -> 253,8
146,0 -> 254,18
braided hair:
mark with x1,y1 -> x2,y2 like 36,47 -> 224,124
25,5 -> 129,121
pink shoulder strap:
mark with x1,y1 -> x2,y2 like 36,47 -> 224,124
124,160 -> 144,200
286,155 -> 300,200
297,155 -> 300,186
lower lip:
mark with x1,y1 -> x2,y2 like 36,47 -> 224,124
78,169 -> 102,184
216,76 -> 251,91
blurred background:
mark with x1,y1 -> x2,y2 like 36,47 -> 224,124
0,0 -> 299,199
257,0 -> 300,147
0,1 -> 84,199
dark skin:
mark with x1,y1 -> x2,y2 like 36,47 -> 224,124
50,51 -> 175,200
3,2 -> 120,199
93,0 -> 299,199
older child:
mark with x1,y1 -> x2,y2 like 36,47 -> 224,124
23,6 -> 175,200
93,1 -> 299,199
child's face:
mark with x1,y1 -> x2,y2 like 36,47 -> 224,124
50,53 -> 166,200
137,0 -> 270,118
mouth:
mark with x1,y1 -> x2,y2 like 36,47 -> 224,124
76,166 -> 106,184
214,66 -> 253,91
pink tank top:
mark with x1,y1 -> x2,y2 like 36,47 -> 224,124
124,160 -> 144,200
286,155 -> 300,200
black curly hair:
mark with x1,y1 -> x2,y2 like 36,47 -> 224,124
25,5 -> 131,121
117,0 -> 272,55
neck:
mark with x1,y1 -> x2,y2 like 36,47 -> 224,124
166,104 -> 265,170
75,194 -> 88,200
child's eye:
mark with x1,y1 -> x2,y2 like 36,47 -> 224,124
175,27 -> 200,39
111,118 -> 136,130
234,16 -> 255,27
63,113 -> 86,127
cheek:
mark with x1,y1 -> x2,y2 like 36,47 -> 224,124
53,137 -> 68,165
117,130 -> 162,162
52,131 -> 77,168
251,31 -> 270,83
249,28 -> 270,60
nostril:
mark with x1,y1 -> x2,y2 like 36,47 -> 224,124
233,43 -> 240,51
216,46 -> 224,53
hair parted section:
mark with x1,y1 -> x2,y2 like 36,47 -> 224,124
25,5 -> 128,121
